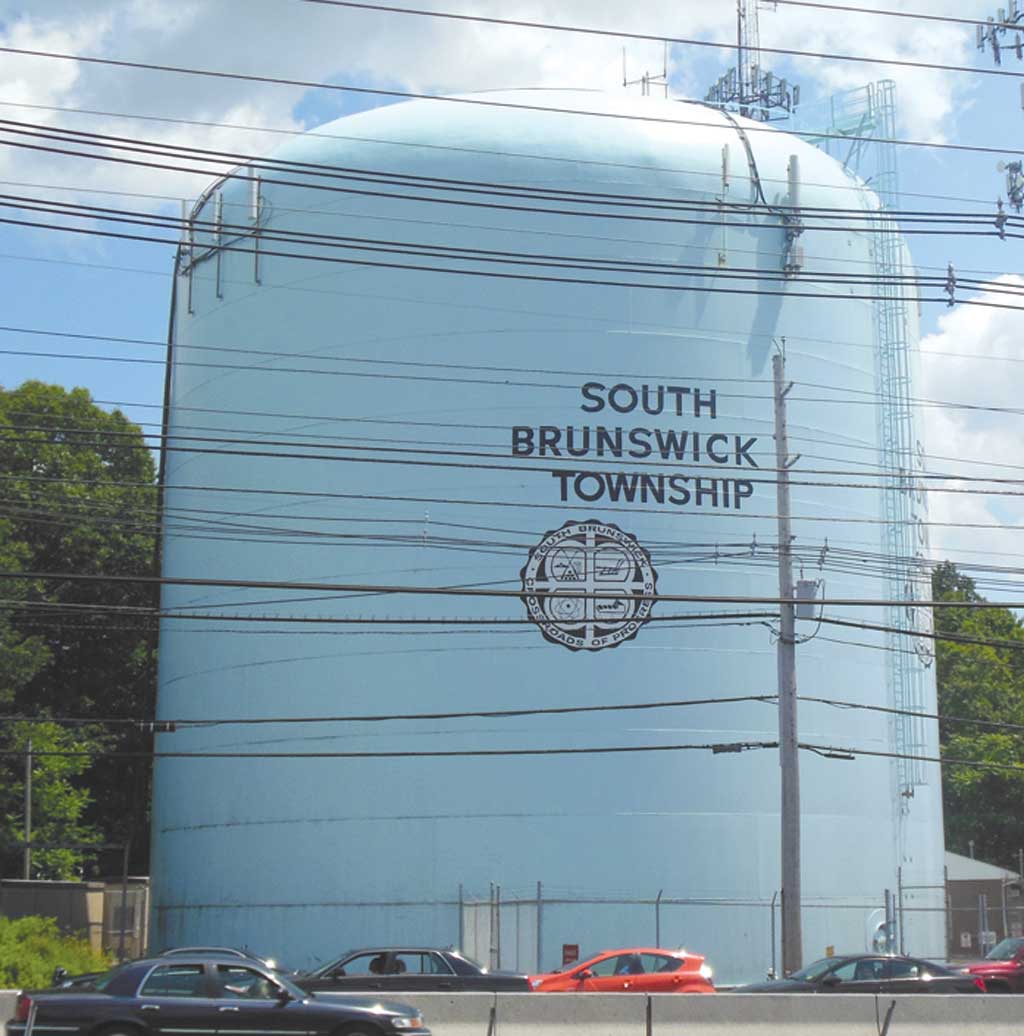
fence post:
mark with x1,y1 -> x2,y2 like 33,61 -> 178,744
489,883 -> 496,969
457,883 -> 464,951
944,865 -> 952,959
655,889 -> 663,948
770,892 -> 778,979
536,881 -> 543,972
897,866 -> 905,955
496,883 -> 502,969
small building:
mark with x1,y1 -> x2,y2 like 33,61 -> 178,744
0,877 -> 149,959
945,851 -> 1022,959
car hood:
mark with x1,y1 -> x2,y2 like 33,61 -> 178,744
309,993 -> 420,1015
731,979 -> 812,993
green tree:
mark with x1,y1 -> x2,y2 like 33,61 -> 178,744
2,723 -> 102,879
933,561 -> 1024,866
0,381 -> 158,877
0,915 -> 111,988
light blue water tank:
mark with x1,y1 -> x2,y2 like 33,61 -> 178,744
151,91 -> 944,981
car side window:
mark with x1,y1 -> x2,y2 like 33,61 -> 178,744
886,960 -> 920,979
587,956 -> 623,977
643,954 -> 680,973
216,966 -> 278,1000
140,965 -> 207,998
828,960 -> 862,981
338,955 -> 377,976
394,953 -> 452,976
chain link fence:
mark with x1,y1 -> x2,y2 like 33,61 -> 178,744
455,871 -> 1024,975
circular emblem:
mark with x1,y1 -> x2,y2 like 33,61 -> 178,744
520,520 -> 657,651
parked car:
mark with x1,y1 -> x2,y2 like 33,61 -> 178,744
297,947 -> 530,993
956,936 -> 1024,992
528,947 -> 714,993
733,954 -> 985,994
16,955 -> 429,1036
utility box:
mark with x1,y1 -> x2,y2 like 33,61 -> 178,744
796,579 -> 820,619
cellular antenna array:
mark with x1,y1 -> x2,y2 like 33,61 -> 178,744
704,0 -> 799,120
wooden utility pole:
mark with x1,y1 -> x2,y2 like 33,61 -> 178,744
23,740 -> 32,880
773,351 -> 803,974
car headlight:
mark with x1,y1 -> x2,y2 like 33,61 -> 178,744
699,964 -> 713,981
389,1017 -> 424,1029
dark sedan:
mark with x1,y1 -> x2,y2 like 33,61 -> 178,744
734,954 -> 985,994
13,955 -> 430,1036
52,947 -> 293,990
298,948 -> 530,993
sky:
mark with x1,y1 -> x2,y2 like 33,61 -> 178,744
1,0 -> 1022,589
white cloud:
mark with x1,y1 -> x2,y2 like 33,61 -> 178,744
919,276 -> 1024,583
0,0 -> 991,204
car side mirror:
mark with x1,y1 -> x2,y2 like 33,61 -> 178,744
820,975 -> 841,987
575,970 -> 593,981
275,988 -> 293,1004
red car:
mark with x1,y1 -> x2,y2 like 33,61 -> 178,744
528,947 -> 714,993
957,936 -> 1024,992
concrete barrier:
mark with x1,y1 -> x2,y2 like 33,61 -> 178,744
4,988 -> 1022,1036
495,992 -> 647,1036
2,990 -> 20,1035
361,992 -> 495,1036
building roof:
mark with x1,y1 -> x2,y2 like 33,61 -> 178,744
945,850 -> 1020,882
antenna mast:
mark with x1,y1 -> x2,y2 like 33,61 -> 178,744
705,0 -> 798,120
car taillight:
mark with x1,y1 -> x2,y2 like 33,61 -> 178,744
973,977 -> 987,993
15,995 -> 33,1022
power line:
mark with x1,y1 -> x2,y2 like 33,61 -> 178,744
0,740 -> 779,761
802,694 -> 1024,735
296,0 -> 1024,87
44,386 -> 1024,484
3,138 -> 1011,242
4,469 -> 1020,531
2,568 -> 1021,608
7,432 -> 1024,509
2,43 -> 1024,159
0,737 -> 1019,774
13,213 -> 998,310
4,119 -> 1013,226
4,689 -> 1021,738
772,0 -> 995,30
0,97 -> 1006,211
0,692 -> 778,729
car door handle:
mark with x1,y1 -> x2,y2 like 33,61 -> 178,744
141,1005 -> 160,1012
219,1006 -> 241,1012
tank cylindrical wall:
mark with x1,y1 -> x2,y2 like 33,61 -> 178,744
151,92 -> 944,982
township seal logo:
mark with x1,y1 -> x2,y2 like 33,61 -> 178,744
520,520 -> 657,651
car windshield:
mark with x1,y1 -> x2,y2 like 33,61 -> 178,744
86,965 -> 128,992
986,938 -> 1024,961
787,958 -> 844,982
269,972 -> 307,999
308,951 -> 355,977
